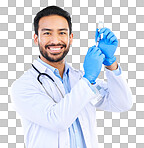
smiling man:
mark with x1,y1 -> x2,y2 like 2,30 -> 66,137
10,6 -> 133,148
33,14 -> 73,78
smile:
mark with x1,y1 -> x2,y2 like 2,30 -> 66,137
49,47 -> 62,51
47,46 -> 64,53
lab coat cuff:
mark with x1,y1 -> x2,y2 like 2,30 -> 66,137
82,77 -> 102,105
82,77 -> 96,93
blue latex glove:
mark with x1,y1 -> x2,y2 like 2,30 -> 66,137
95,28 -> 118,66
83,45 -> 105,84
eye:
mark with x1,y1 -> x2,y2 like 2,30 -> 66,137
60,32 -> 66,35
44,32 -> 51,35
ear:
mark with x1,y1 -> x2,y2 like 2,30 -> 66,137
69,33 -> 73,45
33,34 -> 38,46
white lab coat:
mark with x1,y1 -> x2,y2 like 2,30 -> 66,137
10,59 -> 133,148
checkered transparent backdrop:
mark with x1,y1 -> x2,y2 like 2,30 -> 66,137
0,0 -> 144,148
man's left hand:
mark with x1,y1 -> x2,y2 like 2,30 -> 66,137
95,27 -> 118,66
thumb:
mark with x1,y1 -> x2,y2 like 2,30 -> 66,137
95,28 -> 99,43
101,53 -> 105,62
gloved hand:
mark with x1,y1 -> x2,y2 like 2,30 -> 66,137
83,45 -> 105,84
95,27 -> 118,66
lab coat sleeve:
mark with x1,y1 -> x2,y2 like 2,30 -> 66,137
10,76 -> 100,132
93,66 -> 133,112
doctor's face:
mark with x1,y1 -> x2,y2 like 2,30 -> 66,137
34,15 -> 73,62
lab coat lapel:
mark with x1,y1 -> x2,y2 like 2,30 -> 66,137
48,71 -> 66,97
78,114 -> 92,148
68,67 -> 83,88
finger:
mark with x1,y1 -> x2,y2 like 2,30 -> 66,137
87,45 -> 96,53
110,36 -> 117,44
98,27 -> 107,34
99,28 -> 110,37
87,45 -> 96,55
112,39 -> 118,45
96,48 -> 102,55
107,32 -> 114,40
102,28 -> 111,39
87,46 -> 93,54
93,47 -> 102,56
91,46 -> 99,53
100,53 -> 105,62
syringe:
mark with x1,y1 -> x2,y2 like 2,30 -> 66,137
96,21 -> 104,47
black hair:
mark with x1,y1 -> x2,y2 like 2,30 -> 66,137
34,6 -> 72,35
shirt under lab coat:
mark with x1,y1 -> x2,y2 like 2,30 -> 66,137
10,58 -> 133,148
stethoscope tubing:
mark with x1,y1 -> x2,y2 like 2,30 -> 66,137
32,64 -> 55,84
32,64 -> 64,102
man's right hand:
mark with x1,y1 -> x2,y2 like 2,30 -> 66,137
83,45 -> 105,84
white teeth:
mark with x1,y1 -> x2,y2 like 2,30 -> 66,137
50,48 -> 61,51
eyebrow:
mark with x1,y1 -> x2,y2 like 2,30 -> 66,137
41,28 -> 68,32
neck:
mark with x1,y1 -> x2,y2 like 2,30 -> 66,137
40,55 -> 65,79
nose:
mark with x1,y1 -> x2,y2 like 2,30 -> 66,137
50,34 -> 60,44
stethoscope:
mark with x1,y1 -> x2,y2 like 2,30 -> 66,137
32,64 -> 64,103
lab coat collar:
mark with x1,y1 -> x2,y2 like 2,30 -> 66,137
33,56 -> 70,77
37,56 -> 56,74
32,58 -> 47,73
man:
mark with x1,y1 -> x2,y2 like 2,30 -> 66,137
10,6 -> 133,148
